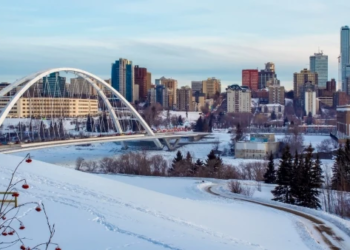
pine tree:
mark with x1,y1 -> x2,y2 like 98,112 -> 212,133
290,150 -> 302,205
272,145 -> 293,204
86,114 -> 92,132
195,117 -> 203,132
168,151 -> 184,176
309,154 -> 323,209
49,121 -> 54,139
53,122 -> 59,138
59,119 -> 64,138
178,115 -> 183,126
332,140 -> 350,192
39,121 -> 45,140
264,152 -> 276,183
271,111 -> 277,120
235,123 -> 243,141
205,150 -> 222,177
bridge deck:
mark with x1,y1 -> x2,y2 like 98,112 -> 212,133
0,133 -> 210,154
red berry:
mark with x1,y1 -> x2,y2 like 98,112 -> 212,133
55,247 -> 62,250
20,245 -> 25,250
8,231 -> 14,235
2,231 -> 7,236
12,192 -> 19,197
22,184 -> 29,189
19,225 -> 25,230
25,158 -> 32,163
1,216 -> 6,220
35,206 -> 41,212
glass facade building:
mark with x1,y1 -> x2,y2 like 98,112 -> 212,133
42,72 -> 66,97
310,52 -> 328,89
111,59 -> 134,103
341,26 -> 350,91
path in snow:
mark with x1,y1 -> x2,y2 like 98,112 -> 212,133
205,184 -> 350,250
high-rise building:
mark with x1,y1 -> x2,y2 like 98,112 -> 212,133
346,65 -> 350,95
242,70 -> 259,91
111,58 -> 134,103
146,72 -> 152,93
191,81 -> 205,94
134,66 -> 148,101
226,84 -> 251,113
258,62 -> 278,89
327,79 -> 337,92
42,72 -> 66,97
305,90 -> 317,116
268,85 -> 285,105
156,77 -> 177,106
310,52 -> 328,89
336,105 -> 350,138
341,26 -> 350,91
293,69 -> 318,99
333,91 -> 349,108
155,85 -> 170,108
176,86 -> 194,111
203,77 -> 221,98
147,88 -> 156,105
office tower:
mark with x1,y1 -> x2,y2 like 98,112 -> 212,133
341,26 -> 350,91
191,81 -> 205,94
268,85 -> 285,105
305,90 -> 317,116
326,79 -> 336,92
42,72 -> 66,97
155,85 -> 170,108
147,88 -> 156,105
134,66 -> 148,101
333,91 -> 349,108
242,70 -> 259,91
310,51 -> 328,89
226,84 -> 251,113
146,72 -> 152,93
258,62 -> 278,89
346,65 -> 350,95
293,68 -> 318,99
111,58 -> 134,102
155,77 -> 177,106
203,77 -> 221,98
176,86 -> 194,111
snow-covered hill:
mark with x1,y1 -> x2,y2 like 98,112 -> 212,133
1,154 -> 347,249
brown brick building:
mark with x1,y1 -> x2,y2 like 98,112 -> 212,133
336,105 -> 350,137
134,66 -> 148,102
242,69 -> 259,91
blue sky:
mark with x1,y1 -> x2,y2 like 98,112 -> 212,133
0,0 -> 349,90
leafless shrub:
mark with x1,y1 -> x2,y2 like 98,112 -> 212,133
333,192 -> 350,219
317,138 -> 337,152
256,181 -> 262,192
228,180 -> 255,197
239,162 -> 267,181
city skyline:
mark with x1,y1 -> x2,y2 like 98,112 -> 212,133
1,0 -> 350,91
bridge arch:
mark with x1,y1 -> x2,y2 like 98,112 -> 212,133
0,67 -> 162,148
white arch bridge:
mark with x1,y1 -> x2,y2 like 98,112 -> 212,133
0,68 -> 208,152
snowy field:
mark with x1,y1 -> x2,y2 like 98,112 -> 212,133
1,154 -> 349,249
11,131 -> 333,169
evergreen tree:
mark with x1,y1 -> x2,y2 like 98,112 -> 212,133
195,116 -> 204,132
332,140 -> 350,192
205,150 -> 222,177
272,145 -> 293,204
59,119 -> 64,138
271,111 -> 277,120
185,152 -> 192,163
264,152 -> 276,184
86,114 -> 92,132
39,121 -> 45,140
235,123 -> 243,142
178,115 -> 183,126
53,122 -> 59,138
297,145 -> 323,209
168,151 -> 184,176
309,154 -> 323,208
91,117 -> 95,132
306,112 -> 313,125
75,119 -> 80,131
49,121 -> 54,139
290,150 -> 302,205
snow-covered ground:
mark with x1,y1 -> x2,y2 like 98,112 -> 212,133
1,154 -> 348,250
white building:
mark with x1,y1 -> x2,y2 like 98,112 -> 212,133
235,134 -> 279,159
147,88 -> 156,105
226,84 -> 251,113
305,90 -> 317,116
259,104 -> 284,118
133,84 -> 139,102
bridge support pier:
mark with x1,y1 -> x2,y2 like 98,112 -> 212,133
163,138 -> 180,151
